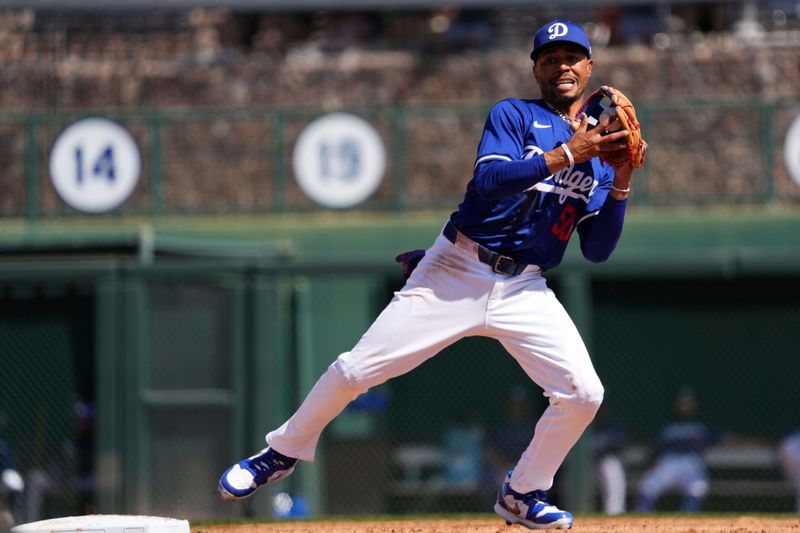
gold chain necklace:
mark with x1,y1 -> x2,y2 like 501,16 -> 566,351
544,100 -> 577,128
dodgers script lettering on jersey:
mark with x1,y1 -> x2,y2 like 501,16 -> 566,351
451,98 -> 616,269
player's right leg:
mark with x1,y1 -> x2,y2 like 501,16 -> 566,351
218,231 -> 493,500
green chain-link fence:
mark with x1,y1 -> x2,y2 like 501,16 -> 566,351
2,238 -> 799,523
0,283 -> 95,523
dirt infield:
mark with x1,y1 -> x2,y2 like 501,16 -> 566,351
197,516 -> 800,533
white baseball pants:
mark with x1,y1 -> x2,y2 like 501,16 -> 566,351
267,227 -> 604,493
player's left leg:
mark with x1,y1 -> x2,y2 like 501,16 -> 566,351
488,273 -> 604,494
486,272 -> 603,528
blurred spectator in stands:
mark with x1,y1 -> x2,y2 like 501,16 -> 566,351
25,400 -> 96,521
73,400 -> 95,514
483,384 -> 571,510
189,9 -> 228,65
483,386 -> 569,510
312,12 -> 379,53
428,6 -> 491,50
484,386 -> 536,486
673,2 -> 730,34
635,387 -> 714,513
0,412 -> 24,528
252,16 -> 287,56
440,408 -> 485,488
593,399 -> 626,515
618,5 -> 664,45
778,429 -> 800,514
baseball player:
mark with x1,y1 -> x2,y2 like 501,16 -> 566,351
635,388 -> 714,513
219,19 -> 640,529
779,429 -> 800,513
0,413 -> 24,528
593,401 -> 627,515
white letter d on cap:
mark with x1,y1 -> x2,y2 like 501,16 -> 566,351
548,22 -> 568,40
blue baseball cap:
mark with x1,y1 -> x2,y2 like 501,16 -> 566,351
530,19 -> 592,61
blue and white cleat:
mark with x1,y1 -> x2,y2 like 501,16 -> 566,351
494,472 -> 573,530
218,446 -> 298,501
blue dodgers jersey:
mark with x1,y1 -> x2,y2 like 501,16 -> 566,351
451,98 -> 616,269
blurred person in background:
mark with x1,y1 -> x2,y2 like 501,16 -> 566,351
482,386 -> 570,512
592,398 -> 627,515
0,412 -> 24,528
440,408 -> 485,489
635,387 -> 714,513
484,386 -> 538,489
219,18 -> 640,530
73,400 -> 95,515
778,428 -> 800,513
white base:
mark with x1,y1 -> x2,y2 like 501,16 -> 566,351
11,514 -> 190,533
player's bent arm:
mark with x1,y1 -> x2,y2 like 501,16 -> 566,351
576,196 -> 627,263
543,146 -> 574,175
473,156 -> 552,199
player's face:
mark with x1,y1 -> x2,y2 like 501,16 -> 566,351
533,43 -> 593,107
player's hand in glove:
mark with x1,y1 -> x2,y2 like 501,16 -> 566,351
555,112 -> 631,169
579,85 -> 647,168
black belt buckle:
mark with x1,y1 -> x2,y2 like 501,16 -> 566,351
492,254 -> 523,276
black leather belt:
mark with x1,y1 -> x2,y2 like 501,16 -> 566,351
443,221 -> 528,277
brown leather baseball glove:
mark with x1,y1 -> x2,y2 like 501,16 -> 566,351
579,85 -> 647,168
